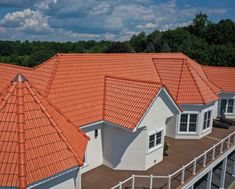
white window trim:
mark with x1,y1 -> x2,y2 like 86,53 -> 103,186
202,109 -> 212,133
220,99 -> 235,114
177,112 -> 199,134
147,128 -> 164,154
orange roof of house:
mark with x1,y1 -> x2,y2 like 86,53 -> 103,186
0,73 -> 88,188
104,76 -> 162,129
153,57 -> 219,104
0,53 -> 232,128
203,65 -> 235,93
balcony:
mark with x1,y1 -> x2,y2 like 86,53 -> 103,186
82,126 -> 235,189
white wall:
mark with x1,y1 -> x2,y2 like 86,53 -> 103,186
102,89 -> 179,171
80,123 -> 103,173
103,123 -> 146,170
138,90 -> 176,170
218,92 -> 235,118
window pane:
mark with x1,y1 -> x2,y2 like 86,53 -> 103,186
180,114 -> 188,122
203,120 -> 207,130
156,132 -> 162,145
227,99 -> 234,113
149,134 -> 155,149
189,123 -> 196,132
220,99 -> 227,113
190,114 -> 197,123
180,123 -> 187,132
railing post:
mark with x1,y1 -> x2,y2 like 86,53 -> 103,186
193,158 -> 197,175
203,151 -> 207,167
168,174 -> 171,189
227,136 -> 231,148
220,140 -> 224,154
119,182 -> 122,189
212,146 -> 216,160
181,166 -> 185,184
132,175 -> 135,189
150,175 -> 153,189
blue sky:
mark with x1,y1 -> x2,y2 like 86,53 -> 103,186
0,0 -> 234,41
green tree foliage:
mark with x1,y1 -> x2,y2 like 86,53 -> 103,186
0,13 -> 234,67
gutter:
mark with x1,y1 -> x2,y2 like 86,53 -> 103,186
28,166 -> 79,189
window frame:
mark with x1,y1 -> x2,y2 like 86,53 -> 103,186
147,129 -> 164,153
203,110 -> 212,131
178,113 -> 199,134
220,99 -> 235,114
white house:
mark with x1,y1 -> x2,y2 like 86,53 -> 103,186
0,53 -> 234,186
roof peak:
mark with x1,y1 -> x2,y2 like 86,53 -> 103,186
12,73 -> 28,83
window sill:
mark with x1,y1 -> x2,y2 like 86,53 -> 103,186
177,132 -> 197,135
201,127 -> 211,134
146,144 -> 163,155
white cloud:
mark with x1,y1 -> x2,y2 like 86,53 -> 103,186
89,2 -> 110,15
0,8 -> 51,32
136,23 -> 158,30
35,0 -> 57,10
0,0 -> 229,41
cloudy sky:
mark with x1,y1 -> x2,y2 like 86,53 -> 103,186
0,0 -> 234,41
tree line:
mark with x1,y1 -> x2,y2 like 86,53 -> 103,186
0,13 -> 234,67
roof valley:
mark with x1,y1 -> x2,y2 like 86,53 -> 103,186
44,54 -> 60,97
175,58 -> 185,103
185,62 -> 206,104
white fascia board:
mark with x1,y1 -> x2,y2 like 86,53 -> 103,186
80,120 -> 104,130
28,166 -> 79,189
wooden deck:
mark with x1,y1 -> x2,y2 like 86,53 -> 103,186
82,126 -> 235,189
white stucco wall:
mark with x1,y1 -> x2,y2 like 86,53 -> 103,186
103,123 -> 147,170
102,89 -> 179,171
173,101 -> 218,139
138,90 -> 176,170
80,123 -> 103,174
218,92 -> 235,118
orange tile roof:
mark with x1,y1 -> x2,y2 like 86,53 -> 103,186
202,65 -> 235,93
0,53 -> 232,128
0,73 -> 88,188
104,76 -> 162,129
153,57 -> 219,104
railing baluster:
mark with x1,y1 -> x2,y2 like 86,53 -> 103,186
227,137 -> 231,148
203,151 -> 207,167
181,166 -> 185,184
212,146 -> 216,160
168,174 -> 171,189
131,175 -> 135,189
193,158 -> 197,175
220,140 -> 224,154
150,175 -> 153,189
119,182 -> 122,189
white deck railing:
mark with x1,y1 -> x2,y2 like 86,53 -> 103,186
111,132 -> 235,189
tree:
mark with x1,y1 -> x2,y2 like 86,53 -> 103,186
129,32 -> 147,52
104,42 -> 134,53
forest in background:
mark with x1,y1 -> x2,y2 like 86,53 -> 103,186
0,13 -> 234,67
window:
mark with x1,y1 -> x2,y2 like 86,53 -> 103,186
220,99 -> 234,114
227,99 -> 234,113
203,110 -> 212,130
94,129 -> 98,138
148,130 -> 163,150
179,114 -> 198,133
